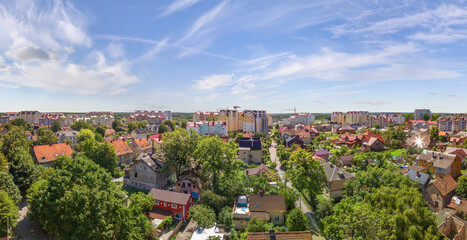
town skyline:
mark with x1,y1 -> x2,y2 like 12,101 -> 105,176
1,0 -> 467,113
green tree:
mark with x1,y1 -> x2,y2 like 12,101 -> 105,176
112,119 -> 123,132
8,147 -> 44,192
52,120 -> 62,132
8,118 -> 32,131
95,125 -> 106,137
0,190 -> 19,238
77,129 -> 119,176
0,171 -> 21,204
246,217 -> 267,232
129,193 -> 154,215
373,123 -> 380,129
158,123 -> 168,134
286,149 -> 326,204
195,137 -> 239,192
315,196 -> 334,225
429,126 -> 439,141
0,153 -> 7,172
71,121 -> 94,131
181,120 -> 188,129
164,120 -> 176,131
431,114 -> 441,121
199,190 -> 229,214
1,127 -> 31,159
128,121 -> 139,133
189,205 -> 217,228
161,129 -> 199,178
218,206 -> 233,227
456,175 -> 467,198
423,113 -> 430,121
37,127 -> 59,145
286,208 -> 308,231
279,187 -> 298,210
27,156 -> 151,240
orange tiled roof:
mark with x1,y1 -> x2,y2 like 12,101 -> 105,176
134,138 -> 151,150
110,140 -> 133,155
432,175 -> 458,196
33,143 -> 73,163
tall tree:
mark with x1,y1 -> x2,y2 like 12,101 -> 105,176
0,171 -> 21,204
52,120 -> 62,132
423,113 -> 430,121
189,205 -> 216,228
161,129 -> 199,178
0,190 -> 19,238
181,120 -> 188,129
429,126 -> 439,141
286,208 -> 308,231
27,156 -> 152,240
164,120 -> 175,131
286,149 -> 326,204
0,152 -> 7,172
37,127 -> 59,145
128,121 -> 139,133
456,175 -> 467,198
8,118 -> 32,131
158,123 -> 168,134
8,147 -> 44,192
95,126 -> 106,137
1,127 -> 31,159
194,137 -> 239,192
112,119 -> 123,132
77,129 -> 119,176
71,121 -> 94,131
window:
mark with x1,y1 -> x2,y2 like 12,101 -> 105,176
134,172 -> 138,178
171,203 -> 177,209
274,216 -> 280,222
243,152 -> 246,155
187,183 -> 191,187
174,213 -> 182,220
154,200 -> 159,205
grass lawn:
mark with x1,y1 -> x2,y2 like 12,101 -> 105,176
390,149 -> 405,157
122,186 -> 148,196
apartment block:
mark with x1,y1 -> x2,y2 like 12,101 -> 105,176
414,109 -> 431,120
438,117 -> 467,132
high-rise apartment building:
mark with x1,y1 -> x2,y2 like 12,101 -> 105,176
414,109 -> 431,120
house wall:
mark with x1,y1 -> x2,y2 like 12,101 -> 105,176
117,153 -> 133,165
153,197 -> 193,221
174,179 -> 200,195
425,185 -> 455,210
268,212 -> 285,225
124,161 -> 172,191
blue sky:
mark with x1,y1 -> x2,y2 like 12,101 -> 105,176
0,0 -> 467,113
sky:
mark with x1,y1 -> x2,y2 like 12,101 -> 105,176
0,0 -> 467,113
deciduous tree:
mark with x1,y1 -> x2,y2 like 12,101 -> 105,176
161,129 -> 199,178
189,205 -> 216,228
0,190 -> 19,238
37,127 -> 59,145
286,208 -> 308,231
456,175 -> 467,198
52,120 -> 62,132
0,171 -> 21,204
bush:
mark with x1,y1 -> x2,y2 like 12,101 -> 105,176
286,208 -> 308,231
189,205 -> 216,229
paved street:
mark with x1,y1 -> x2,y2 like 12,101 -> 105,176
269,142 -> 322,237
14,200 -> 50,240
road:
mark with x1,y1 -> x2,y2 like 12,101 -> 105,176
269,142 -> 322,237
13,200 -> 50,240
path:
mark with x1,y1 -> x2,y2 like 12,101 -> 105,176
13,200 -> 50,240
175,219 -> 197,240
269,142 -> 322,236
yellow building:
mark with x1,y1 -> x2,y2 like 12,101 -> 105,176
267,115 -> 273,128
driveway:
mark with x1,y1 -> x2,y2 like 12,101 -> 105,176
175,219 -> 197,240
14,200 -> 50,240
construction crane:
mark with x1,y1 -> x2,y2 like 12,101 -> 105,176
233,106 -> 241,110
283,107 -> 297,114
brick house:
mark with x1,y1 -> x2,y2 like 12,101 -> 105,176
148,188 -> 194,221
244,163 -> 271,177
362,134 -> 384,152
109,140 -> 133,165
124,153 -> 175,190
322,163 -> 355,199
32,143 -> 73,167
171,176 -> 203,200
425,175 -> 457,210
238,137 -> 263,164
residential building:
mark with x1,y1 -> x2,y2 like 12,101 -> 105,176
364,114 -> 392,128
285,136 -> 304,148
386,113 -> 405,125
58,115 -> 76,127
322,163 -> 355,199
417,150 -> 461,179
338,134 -> 363,148
414,109 -> 431,120
129,138 -> 152,157
9,111 -> 42,125
85,111 -> 114,126
425,175 -> 457,210
267,115 -> 273,128
238,137 -> 262,164
293,127 -> 318,145
339,155 -> 354,167
171,175 -> 203,200
148,188 -> 194,221
131,128 -> 149,139
444,147 -> 467,169
105,128 -> 115,136
405,169 -> 431,188
233,194 -> 286,230
127,110 -> 171,125
110,140 -> 134,165
247,230 -> 313,240
407,120 -> 437,131
124,153 -> 175,190
362,133 -> 385,152
32,143 -> 73,167
244,164 -> 271,177
55,130 -> 79,146
149,134 -> 163,148
289,113 -> 315,125
337,124 -> 356,134
314,150 -> 330,162
135,110 -> 172,121
218,109 -> 243,132
186,121 -> 228,136
438,116 -> 467,132
39,113 -> 63,126
279,126 -> 293,139
438,215 -> 467,240
192,111 -> 218,122
0,116 -> 10,124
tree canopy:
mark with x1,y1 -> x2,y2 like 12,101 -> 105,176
37,127 -> 59,145
0,171 -> 21,204
27,156 -> 152,240
456,175 -> 467,198
189,205 -> 217,229
160,129 -> 200,178
71,121 -> 94,131
286,208 -> 308,231
52,120 -> 62,132
0,190 -> 19,238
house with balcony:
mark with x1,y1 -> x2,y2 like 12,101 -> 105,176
148,188 -> 194,221
32,143 -> 73,167
233,193 -> 286,230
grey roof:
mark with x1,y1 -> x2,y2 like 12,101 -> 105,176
433,159 -> 454,169
418,150 -> 457,163
245,163 -> 271,175
239,137 -> 262,151
322,163 -> 354,182
56,130 -> 78,137
406,169 -> 431,186
315,150 -> 330,156
137,153 -> 164,172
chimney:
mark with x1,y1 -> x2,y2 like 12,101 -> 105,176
416,171 -> 420,177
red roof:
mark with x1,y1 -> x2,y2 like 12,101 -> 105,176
148,188 -> 191,205
33,143 -> 73,163
149,134 -> 163,144
110,140 -> 133,156
134,138 -> 151,150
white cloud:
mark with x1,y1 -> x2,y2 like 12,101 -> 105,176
7,46 -> 50,61
105,42 -> 125,59
160,0 -> 203,17
408,29 -> 467,44
194,74 -> 233,90
0,52 -> 138,95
